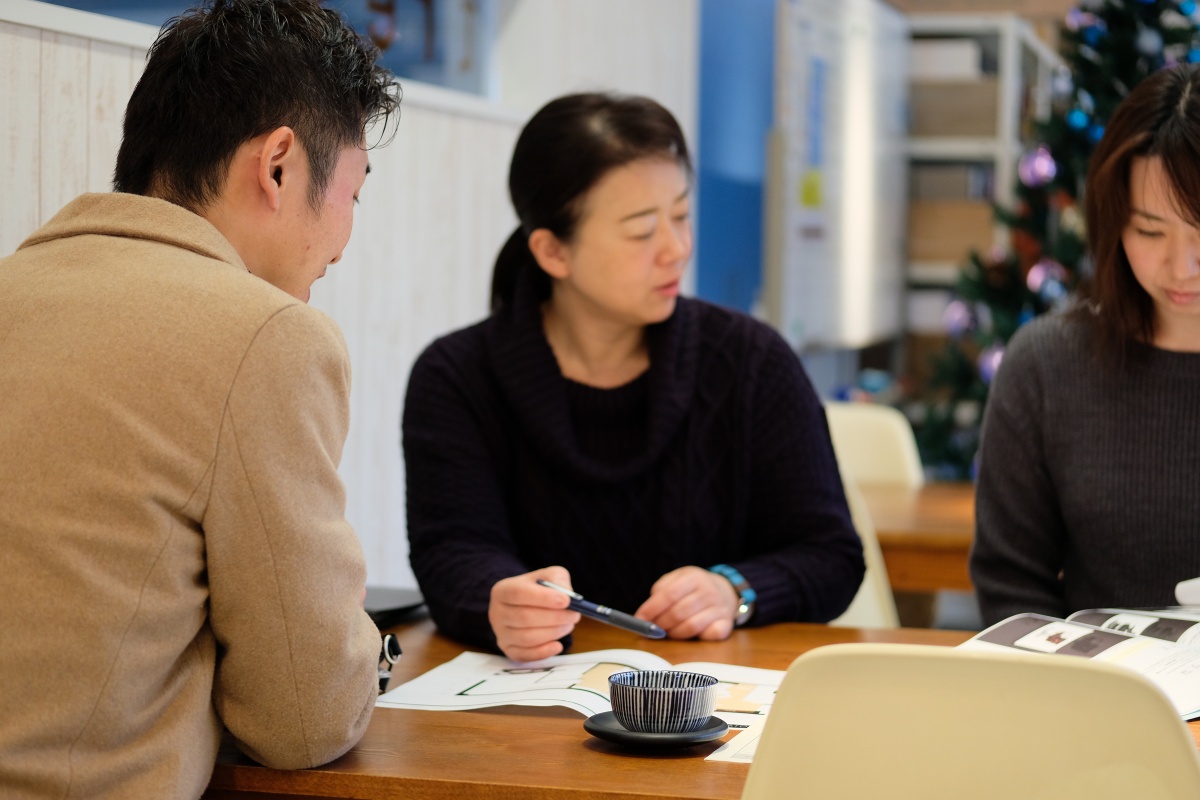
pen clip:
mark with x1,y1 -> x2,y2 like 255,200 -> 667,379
536,578 -> 583,600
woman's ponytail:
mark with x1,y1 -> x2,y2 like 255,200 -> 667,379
489,227 -> 534,311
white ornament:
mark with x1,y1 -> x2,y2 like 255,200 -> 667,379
1060,205 -> 1086,238
1137,27 -> 1164,57
953,400 -> 981,428
1052,67 -> 1073,98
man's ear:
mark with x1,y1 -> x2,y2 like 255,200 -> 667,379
527,228 -> 571,280
255,126 -> 298,211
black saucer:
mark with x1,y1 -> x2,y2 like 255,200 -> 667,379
583,711 -> 728,748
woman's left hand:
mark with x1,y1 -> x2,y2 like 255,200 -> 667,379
634,566 -> 739,640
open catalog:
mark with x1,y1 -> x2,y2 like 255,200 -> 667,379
376,648 -> 783,730
960,608 -> 1200,720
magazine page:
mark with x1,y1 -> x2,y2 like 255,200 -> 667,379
377,648 -> 674,716
1067,608 -> 1200,647
959,613 -> 1200,719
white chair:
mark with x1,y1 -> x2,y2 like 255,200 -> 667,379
824,400 -> 982,629
741,643 -> 1200,800
823,400 -> 924,489
829,474 -> 899,628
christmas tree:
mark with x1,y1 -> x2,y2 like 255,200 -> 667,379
909,0 -> 1200,479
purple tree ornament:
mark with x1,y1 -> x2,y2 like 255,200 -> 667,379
977,343 -> 1005,385
942,299 -> 975,338
1026,258 -> 1068,294
1018,146 -> 1057,188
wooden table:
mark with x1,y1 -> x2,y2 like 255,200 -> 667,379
860,481 -> 975,594
202,617 -> 970,800
203,615 -> 1200,799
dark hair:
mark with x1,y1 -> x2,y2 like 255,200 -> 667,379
114,0 -> 400,211
490,92 -> 692,310
1082,63 -> 1200,361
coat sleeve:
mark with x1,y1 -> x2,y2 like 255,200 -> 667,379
204,305 -> 379,769
402,340 -> 529,650
971,324 -> 1069,624
734,333 -> 866,624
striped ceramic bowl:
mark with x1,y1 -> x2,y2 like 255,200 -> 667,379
608,670 -> 718,733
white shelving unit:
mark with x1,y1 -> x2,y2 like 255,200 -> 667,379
905,13 -> 1064,289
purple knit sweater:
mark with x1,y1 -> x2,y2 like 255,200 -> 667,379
402,273 -> 864,650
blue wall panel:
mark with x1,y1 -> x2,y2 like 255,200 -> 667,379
696,0 -> 775,312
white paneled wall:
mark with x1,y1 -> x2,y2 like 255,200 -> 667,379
0,4 -> 151,257
2,0 -> 698,589
313,95 -> 523,588
494,0 -> 699,146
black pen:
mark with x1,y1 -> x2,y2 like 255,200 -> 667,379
537,579 -> 667,639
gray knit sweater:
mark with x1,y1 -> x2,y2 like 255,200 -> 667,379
971,312 -> 1200,626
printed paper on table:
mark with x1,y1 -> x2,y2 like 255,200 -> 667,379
377,648 -> 783,730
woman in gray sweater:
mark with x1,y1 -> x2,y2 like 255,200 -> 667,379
971,64 -> 1200,625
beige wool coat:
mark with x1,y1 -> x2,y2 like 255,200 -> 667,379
0,194 -> 380,799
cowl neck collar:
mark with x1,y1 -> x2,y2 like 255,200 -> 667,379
485,264 -> 699,482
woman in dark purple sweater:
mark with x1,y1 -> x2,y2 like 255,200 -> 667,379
402,93 -> 863,660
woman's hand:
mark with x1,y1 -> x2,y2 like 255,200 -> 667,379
635,566 -> 739,641
488,566 -> 581,661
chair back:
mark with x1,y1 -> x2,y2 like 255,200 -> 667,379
824,401 -> 924,488
741,643 -> 1200,800
828,475 -> 898,628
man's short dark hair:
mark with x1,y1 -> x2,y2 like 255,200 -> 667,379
114,0 -> 400,211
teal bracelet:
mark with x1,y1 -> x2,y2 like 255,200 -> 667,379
709,563 -> 757,625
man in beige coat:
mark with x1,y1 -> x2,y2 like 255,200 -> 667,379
0,2 -> 401,798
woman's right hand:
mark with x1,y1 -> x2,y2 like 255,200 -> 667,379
488,566 -> 581,661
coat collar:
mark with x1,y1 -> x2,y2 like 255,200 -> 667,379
20,193 -> 248,273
